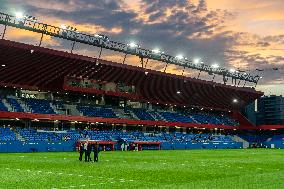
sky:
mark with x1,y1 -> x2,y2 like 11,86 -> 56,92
0,0 -> 284,95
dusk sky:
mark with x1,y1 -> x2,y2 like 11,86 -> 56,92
0,0 -> 284,95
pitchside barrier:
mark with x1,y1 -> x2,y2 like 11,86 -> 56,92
0,141 -> 243,152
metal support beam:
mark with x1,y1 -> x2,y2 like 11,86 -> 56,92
1,15 -> 9,39
197,70 -> 202,79
38,33 -> 44,47
144,58 -> 149,69
122,53 -> 127,64
98,47 -> 103,59
181,66 -> 186,76
163,63 -> 169,72
212,74 -> 216,81
238,80 -> 241,86
140,57 -> 144,68
70,41 -> 76,54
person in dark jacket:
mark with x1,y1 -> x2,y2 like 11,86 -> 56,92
85,143 -> 92,162
79,142 -> 84,161
93,142 -> 100,162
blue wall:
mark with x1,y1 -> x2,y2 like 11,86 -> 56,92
161,142 -> 242,150
263,142 -> 284,149
0,141 -> 242,152
0,141 -> 76,153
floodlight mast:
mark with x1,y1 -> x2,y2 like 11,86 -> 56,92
0,11 -> 260,84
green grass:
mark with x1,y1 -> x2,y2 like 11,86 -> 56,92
0,149 -> 284,189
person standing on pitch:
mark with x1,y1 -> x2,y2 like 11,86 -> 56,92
84,141 -> 89,162
86,143 -> 92,162
79,142 -> 84,161
93,142 -> 100,162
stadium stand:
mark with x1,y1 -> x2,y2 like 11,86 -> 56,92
0,127 -> 17,141
0,99 -> 8,112
77,105 -> 117,118
24,98 -> 56,114
7,97 -> 24,112
7,127 -> 234,144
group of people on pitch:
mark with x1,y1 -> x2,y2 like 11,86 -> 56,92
78,141 -> 100,162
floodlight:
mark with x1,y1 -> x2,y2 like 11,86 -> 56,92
1,64 -> 5,67
177,91 -> 181,94
193,58 -> 200,64
15,12 -> 24,19
176,54 -> 184,60
211,64 -> 219,69
128,42 -> 139,48
152,48 -> 161,54
60,24 -> 67,30
233,99 -> 238,103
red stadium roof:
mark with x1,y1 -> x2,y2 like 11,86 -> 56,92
0,39 -> 263,110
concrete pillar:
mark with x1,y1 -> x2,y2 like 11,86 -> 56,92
182,127 -> 187,134
142,125 -> 147,132
70,121 -> 75,130
123,124 -> 127,132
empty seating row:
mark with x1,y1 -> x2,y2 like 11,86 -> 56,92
0,127 -> 17,141
25,98 -> 55,114
0,99 -> 8,112
77,105 -> 117,118
7,98 -> 24,112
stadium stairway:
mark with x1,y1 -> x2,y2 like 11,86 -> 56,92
16,99 -> 31,113
232,135 -> 249,148
113,108 -> 135,119
149,111 -> 166,121
13,128 -> 26,142
231,112 -> 254,127
66,104 -> 81,116
50,103 -> 60,114
123,108 -> 139,120
1,99 -> 13,112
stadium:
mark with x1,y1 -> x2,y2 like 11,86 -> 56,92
0,2 -> 284,189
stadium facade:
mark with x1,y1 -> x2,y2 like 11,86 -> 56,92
0,11 -> 284,153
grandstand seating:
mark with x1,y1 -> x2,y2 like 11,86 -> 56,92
0,127 -> 17,141
0,96 -> 239,126
77,105 -> 117,118
25,98 -> 56,114
159,112 -> 194,123
11,127 -> 234,144
7,98 -> 24,112
129,108 -> 155,120
52,100 -> 65,109
0,99 -> 8,112
16,128 -> 82,141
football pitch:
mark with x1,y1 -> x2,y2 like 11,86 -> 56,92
0,149 -> 284,189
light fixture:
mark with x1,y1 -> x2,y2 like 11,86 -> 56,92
233,99 -> 238,103
15,12 -> 24,19
177,91 -> 181,94
176,54 -> 184,60
193,58 -> 200,64
152,48 -> 161,54
128,42 -> 139,48
60,24 -> 67,30
1,65 -> 5,67
211,64 -> 219,69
